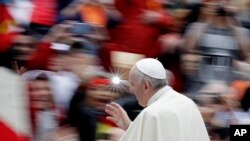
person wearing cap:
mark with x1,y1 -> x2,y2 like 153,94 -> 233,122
105,58 -> 210,141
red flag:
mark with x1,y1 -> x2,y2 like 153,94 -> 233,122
0,121 -> 30,141
0,4 -> 15,52
0,68 -> 31,141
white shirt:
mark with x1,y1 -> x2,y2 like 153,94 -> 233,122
120,86 -> 210,141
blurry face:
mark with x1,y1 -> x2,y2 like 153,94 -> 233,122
129,68 -> 147,107
86,84 -> 117,111
181,54 -> 200,76
48,54 -> 68,71
12,35 -> 36,61
30,80 -> 53,110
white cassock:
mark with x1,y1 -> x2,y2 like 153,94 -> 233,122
119,86 -> 210,141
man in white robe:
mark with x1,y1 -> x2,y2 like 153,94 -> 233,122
105,58 -> 210,141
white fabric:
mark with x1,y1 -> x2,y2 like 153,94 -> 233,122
136,58 -> 166,79
0,67 -> 31,136
8,0 -> 34,25
49,72 -> 80,110
51,43 -> 71,51
119,86 -> 210,141
35,110 -> 58,141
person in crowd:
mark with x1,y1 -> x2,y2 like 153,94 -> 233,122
68,75 -> 118,141
27,73 -> 58,141
100,0 -> 175,71
184,0 -> 249,84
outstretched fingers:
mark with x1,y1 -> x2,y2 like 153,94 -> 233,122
105,107 -> 116,117
105,102 -> 131,130
110,102 -> 123,111
106,103 -> 119,114
105,102 -> 122,122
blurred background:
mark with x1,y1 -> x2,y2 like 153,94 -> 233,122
0,0 -> 250,141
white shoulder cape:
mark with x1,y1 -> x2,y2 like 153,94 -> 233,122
119,86 -> 210,141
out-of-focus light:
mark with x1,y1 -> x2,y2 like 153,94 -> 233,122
112,76 -> 121,85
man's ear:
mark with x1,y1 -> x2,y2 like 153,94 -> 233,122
144,81 -> 150,90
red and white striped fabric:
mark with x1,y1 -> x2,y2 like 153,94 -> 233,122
0,67 -> 31,141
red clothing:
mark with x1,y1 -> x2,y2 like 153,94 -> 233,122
31,0 -> 57,26
0,33 -> 15,53
26,42 -> 56,70
0,4 -> 14,34
101,0 -> 174,70
0,4 -> 15,52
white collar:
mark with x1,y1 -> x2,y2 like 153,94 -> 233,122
147,86 -> 171,106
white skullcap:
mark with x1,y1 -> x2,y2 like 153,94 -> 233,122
135,58 -> 166,79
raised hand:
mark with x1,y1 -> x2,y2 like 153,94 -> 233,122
11,61 -> 27,75
105,102 -> 131,130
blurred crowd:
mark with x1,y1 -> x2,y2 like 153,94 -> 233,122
0,0 -> 250,141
